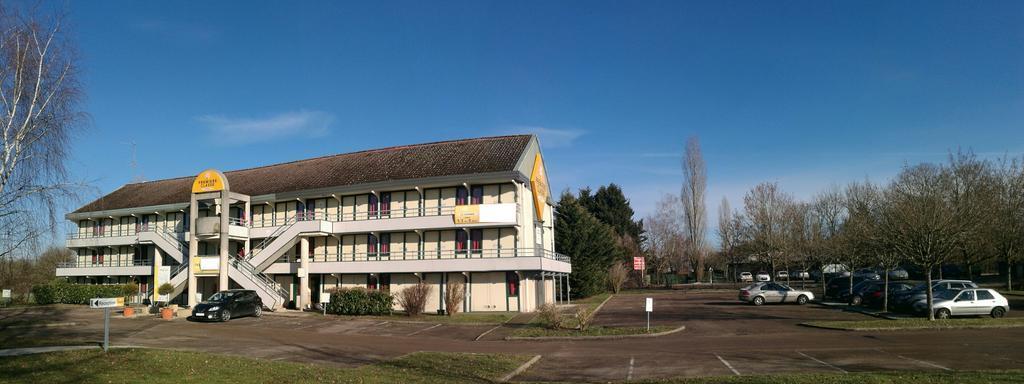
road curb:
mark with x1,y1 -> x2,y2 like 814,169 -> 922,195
499,354 -> 542,382
504,324 -> 685,341
590,294 -> 615,315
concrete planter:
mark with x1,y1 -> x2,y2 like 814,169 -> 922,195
123,306 -> 135,318
160,307 -> 174,320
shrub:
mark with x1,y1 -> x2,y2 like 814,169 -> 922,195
396,282 -> 431,316
536,303 -> 565,329
123,282 -> 139,299
444,279 -> 465,316
575,306 -> 595,331
607,263 -> 629,294
31,280 -> 136,305
326,288 -> 393,316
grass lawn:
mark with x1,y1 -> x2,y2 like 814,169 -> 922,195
804,317 -> 1024,331
510,324 -> 676,338
0,348 -> 532,384
526,293 -> 613,327
331,311 -> 517,324
637,370 -> 1024,384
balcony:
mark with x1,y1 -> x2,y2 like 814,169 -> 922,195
66,227 -> 138,248
56,259 -> 152,277
249,203 -> 520,237
194,216 -> 249,239
264,247 -> 571,275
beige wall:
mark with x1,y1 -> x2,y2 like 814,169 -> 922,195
469,272 -> 506,312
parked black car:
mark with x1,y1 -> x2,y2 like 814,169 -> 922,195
191,289 -> 263,322
825,275 -> 880,300
851,281 -> 915,308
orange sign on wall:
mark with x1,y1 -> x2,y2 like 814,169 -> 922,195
192,169 -> 227,194
530,153 -> 550,221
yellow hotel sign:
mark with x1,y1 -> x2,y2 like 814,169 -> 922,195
192,169 -> 227,194
530,153 -> 550,221
454,205 -> 480,224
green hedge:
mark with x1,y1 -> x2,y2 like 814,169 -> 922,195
31,279 -> 135,305
326,288 -> 393,316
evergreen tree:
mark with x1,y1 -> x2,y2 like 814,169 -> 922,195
555,192 -> 623,298
578,184 -> 644,245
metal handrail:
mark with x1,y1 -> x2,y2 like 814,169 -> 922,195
243,216 -> 300,261
57,259 -> 152,268
231,258 -> 289,299
170,262 -> 188,277
248,205 -> 470,228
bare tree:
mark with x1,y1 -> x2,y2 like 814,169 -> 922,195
644,194 -> 686,286
992,156 -> 1024,290
808,186 -> 846,298
680,136 -> 708,281
0,6 -> 85,261
742,182 -> 792,276
716,197 -> 742,282
880,163 -> 983,320
607,262 -> 629,294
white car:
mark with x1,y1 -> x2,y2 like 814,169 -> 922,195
739,272 -> 753,282
755,271 -> 771,282
776,271 -> 789,279
930,288 -> 1009,319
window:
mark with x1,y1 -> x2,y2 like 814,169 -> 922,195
455,231 -> 468,255
297,201 -> 307,221
367,234 -> 378,258
506,272 -> 519,296
470,229 -> 482,255
456,187 -> 468,206
380,192 -> 391,217
91,250 -> 99,265
380,233 -> 391,257
380,274 -> 391,293
977,290 -> 995,300
957,290 -> 975,301
471,186 -> 483,205
367,274 -> 378,290
368,194 -> 379,218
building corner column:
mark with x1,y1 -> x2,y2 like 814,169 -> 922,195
219,192 -> 230,291
151,247 -> 162,306
299,236 -> 310,309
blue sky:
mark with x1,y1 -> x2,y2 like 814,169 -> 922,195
61,1 -> 1023,236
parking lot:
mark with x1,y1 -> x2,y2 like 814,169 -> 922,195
3,290 -> 1024,381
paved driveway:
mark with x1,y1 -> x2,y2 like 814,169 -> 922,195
3,291 -> 1024,382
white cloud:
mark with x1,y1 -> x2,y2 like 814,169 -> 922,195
504,126 -> 585,148
198,110 -> 334,144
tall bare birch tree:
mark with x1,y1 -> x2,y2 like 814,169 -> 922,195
0,6 -> 85,261
680,136 -> 707,281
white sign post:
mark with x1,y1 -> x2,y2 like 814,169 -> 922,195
645,297 -> 653,332
90,297 -> 124,352
321,292 -> 330,316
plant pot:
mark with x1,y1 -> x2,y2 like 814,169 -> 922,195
123,306 -> 135,318
160,307 -> 174,320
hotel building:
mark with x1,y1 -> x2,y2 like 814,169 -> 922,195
58,135 -> 571,312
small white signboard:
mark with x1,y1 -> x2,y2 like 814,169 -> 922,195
2,289 -> 10,298
645,297 -> 653,312
297,268 -> 307,278
90,297 -> 124,309
321,293 -> 330,303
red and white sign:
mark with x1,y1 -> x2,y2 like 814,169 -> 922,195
632,257 -> 646,271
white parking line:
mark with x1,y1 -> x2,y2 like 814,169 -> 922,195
406,323 -> 441,336
372,321 -> 390,327
797,351 -> 847,373
895,355 -> 953,371
714,354 -> 741,376
474,324 -> 503,341
626,356 -> 635,381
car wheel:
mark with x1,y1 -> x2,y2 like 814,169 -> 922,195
797,295 -> 809,305
254,305 -> 263,318
935,308 -> 950,320
991,307 -> 1006,319
221,309 -> 231,322
753,296 -> 765,306
850,296 -> 862,306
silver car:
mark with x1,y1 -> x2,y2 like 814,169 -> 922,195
928,288 -> 1009,319
739,282 -> 815,306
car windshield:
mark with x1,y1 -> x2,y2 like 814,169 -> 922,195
207,291 -> 236,302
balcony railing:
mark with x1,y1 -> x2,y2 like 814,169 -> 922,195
68,223 -> 188,240
274,248 -> 570,264
57,259 -> 152,268
249,205 -> 465,228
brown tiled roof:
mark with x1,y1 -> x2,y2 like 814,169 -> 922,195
73,135 -> 533,214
